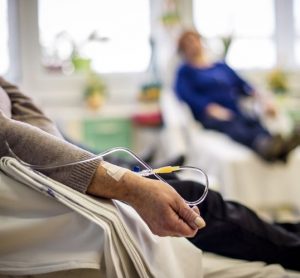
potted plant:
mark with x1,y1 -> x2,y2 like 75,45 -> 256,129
84,72 -> 107,110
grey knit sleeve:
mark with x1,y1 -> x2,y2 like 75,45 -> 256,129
0,77 -> 101,193
0,112 -> 101,192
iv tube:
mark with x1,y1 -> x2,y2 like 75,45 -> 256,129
5,142 -> 208,206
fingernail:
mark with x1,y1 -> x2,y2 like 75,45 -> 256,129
194,216 -> 206,228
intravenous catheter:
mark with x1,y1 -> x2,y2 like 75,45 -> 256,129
6,143 -> 209,206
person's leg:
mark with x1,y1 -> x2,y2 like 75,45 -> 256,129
167,178 -> 300,271
274,223 -> 300,237
241,116 -> 270,137
201,116 -> 284,161
241,117 -> 300,161
201,115 -> 269,149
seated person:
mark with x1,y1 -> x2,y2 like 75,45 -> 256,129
1,76 -> 300,272
174,29 -> 300,162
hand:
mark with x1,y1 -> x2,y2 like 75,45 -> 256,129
126,177 -> 206,237
205,103 -> 234,121
88,165 -> 206,237
264,101 -> 278,118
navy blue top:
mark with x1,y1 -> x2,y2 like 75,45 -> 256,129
174,62 -> 254,121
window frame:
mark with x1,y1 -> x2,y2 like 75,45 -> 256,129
15,0 -> 153,104
0,0 -> 9,76
4,0 -> 300,101
0,0 -> 21,82
274,0 -> 295,69
37,0 -> 152,75
292,0 -> 300,67
192,0 -> 296,70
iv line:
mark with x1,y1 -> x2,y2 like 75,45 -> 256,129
138,165 -> 209,206
5,142 -> 209,206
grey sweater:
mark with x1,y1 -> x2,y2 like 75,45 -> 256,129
0,77 -> 100,192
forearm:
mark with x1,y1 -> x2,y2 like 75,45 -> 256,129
205,103 -> 234,120
0,112 -> 100,192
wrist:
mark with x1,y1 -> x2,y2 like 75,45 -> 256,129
87,164 -> 141,203
118,171 -> 146,205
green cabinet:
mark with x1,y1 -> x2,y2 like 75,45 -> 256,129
82,118 -> 133,153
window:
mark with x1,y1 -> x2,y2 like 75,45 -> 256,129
193,0 -> 276,69
38,0 -> 151,74
0,0 -> 9,75
294,0 -> 300,65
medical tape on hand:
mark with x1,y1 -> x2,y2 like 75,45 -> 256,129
101,161 -> 129,181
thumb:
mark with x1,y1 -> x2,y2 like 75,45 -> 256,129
178,204 -> 206,230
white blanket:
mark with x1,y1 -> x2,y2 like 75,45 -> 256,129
0,157 -> 203,277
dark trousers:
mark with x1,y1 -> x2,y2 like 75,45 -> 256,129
201,115 -> 271,152
168,178 -> 300,271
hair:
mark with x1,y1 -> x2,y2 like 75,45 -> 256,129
177,29 -> 201,54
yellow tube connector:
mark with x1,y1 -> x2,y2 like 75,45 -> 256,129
153,166 -> 181,174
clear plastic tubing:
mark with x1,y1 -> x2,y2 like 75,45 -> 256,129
6,143 -> 209,206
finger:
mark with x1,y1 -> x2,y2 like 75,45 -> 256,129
165,209 -> 199,237
178,205 -> 205,230
191,206 -> 206,228
192,205 -> 200,215
194,216 -> 206,229
171,217 -> 199,238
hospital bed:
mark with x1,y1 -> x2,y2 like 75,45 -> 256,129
160,90 -> 300,215
1,157 -> 299,277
